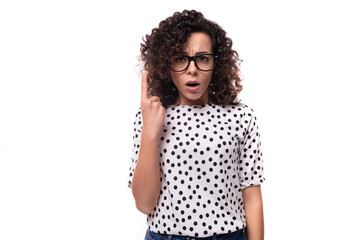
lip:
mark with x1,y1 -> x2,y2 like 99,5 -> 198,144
186,85 -> 200,92
185,80 -> 200,85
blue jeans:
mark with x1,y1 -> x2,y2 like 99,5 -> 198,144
144,228 -> 246,240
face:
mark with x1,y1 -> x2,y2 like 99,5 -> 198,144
170,32 -> 214,105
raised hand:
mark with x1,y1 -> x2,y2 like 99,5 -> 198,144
140,72 -> 166,138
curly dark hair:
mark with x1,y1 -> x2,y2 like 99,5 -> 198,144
140,9 -> 243,108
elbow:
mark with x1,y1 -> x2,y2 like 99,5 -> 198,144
131,183 -> 160,215
133,189 -> 156,215
135,201 -> 155,215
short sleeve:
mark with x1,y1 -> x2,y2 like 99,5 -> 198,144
238,106 -> 265,190
126,106 -> 142,189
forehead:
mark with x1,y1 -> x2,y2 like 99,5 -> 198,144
181,32 -> 212,53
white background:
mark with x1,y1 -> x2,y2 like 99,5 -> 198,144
1,0 -> 359,239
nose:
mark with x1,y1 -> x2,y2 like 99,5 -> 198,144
187,59 -> 198,75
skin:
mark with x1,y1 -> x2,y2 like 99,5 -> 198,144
170,32 -> 214,105
242,185 -> 265,240
130,72 -> 165,214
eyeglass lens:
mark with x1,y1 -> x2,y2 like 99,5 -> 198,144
170,54 -> 215,71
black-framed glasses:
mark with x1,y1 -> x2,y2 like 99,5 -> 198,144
169,54 -> 218,72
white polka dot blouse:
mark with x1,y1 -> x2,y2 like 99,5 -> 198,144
127,102 -> 265,238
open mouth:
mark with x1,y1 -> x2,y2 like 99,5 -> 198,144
186,83 -> 200,87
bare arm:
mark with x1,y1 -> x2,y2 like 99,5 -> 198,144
131,128 -> 161,215
130,72 -> 166,215
242,185 -> 264,240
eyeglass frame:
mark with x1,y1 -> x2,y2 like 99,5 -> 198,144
169,53 -> 218,72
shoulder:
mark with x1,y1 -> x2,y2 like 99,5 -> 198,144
134,106 -> 142,118
132,106 -> 143,128
137,106 -> 142,114
233,102 -> 257,116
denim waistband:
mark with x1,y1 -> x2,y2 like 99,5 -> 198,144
146,228 -> 245,240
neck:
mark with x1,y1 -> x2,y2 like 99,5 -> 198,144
175,98 -> 212,105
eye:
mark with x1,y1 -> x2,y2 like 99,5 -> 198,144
197,55 -> 209,62
174,56 -> 187,62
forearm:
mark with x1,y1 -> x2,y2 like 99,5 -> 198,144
244,200 -> 264,240
131,128 -> 161,214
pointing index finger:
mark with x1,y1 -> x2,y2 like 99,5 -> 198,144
141,72 -> 149,101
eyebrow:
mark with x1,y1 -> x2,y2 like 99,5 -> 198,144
177,51 -> 211,55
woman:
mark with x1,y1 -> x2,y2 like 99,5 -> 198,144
127,10 -> 265,240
